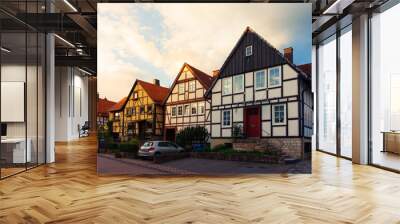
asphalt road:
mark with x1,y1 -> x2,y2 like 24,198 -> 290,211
97,154 -> 311,175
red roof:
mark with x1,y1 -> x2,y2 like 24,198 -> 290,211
297,63 -> 311,78
137,80 -> 169,104
97,98 -> 116,116
162,63 -> 213,105
108,97 -> 128,112
185,63 -> 213,89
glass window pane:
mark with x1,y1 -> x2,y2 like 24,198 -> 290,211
222,77 -> 232,95
255,70 -> 266,89
1,30 -> 28,177
340,27 -> 352,158
371,4 -> 400,171
318,35 -> 337,154
268,67 -> 281,87
27,31 -> 38,168
233,75 -> 243,93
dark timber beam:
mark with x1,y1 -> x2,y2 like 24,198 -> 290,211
55,55 -> 96,71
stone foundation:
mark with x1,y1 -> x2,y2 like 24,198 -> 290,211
266,138 -> 304,159
210,138 -> 233,149
212,137 -> 308,159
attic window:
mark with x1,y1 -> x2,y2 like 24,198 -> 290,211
245,45 -> 252,56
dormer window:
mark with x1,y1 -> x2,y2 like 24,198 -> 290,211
245,45 -> 252,56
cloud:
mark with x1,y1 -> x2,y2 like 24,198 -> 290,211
98,3 -> 311,102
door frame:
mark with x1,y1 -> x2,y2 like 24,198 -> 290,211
244,106 -> 261,138
164,127 -> 177,142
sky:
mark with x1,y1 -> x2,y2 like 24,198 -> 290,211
98,3 -> 311,102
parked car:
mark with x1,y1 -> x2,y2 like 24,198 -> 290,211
138,141 -> 184,157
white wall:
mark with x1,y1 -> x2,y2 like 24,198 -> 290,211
55,67 -> 89,141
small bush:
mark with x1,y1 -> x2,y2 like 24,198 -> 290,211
107,142 -> 119,150
176,126 -> 209,150
127,138 -> 139,145
119,143 -> 139,153
212,144 -> 231,152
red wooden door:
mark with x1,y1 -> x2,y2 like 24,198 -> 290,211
245,107 -> 260,138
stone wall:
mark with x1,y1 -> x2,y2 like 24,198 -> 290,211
217,137 -> 308,159
267,138 -> 303,159
210,138 -> 233,149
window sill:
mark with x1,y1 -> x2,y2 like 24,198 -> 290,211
268,84 -> 282,89
254,87 -> 267,91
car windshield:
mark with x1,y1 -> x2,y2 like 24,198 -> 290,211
143,142 -> 153,147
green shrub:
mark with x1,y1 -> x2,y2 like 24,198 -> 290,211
212,144 -> 231,152
127,138 -> 139,145
119,143 -> 139,153
176,126 -> 209,149
107,142 -> 119,150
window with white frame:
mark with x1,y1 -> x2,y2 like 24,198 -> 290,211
268,66 -> 282,88
233,74 -> 244,93
191,105 -> 197,115
222,110 -> 231,127
198,102 -> 205,114
272,104 -> 286,125
189,80 -> 196,92
222,77 -> 232,95
184,105 -> 190,116
254,70 -> 266,89
177,105 -> 183,116
178,83 -> 185,94
171,106 -> 177,117
245,45 -> 252,56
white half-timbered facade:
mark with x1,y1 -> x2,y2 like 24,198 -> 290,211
206,27 -> 313,159
163,63 -> 214,141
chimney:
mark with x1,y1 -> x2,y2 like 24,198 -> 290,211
153,79 -> 160,86
212,70 -> 220,77
283,47 -> 293,63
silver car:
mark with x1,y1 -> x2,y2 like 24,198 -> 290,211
138,141 -> 184,157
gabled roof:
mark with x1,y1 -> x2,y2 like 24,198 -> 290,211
108,97 -> 128,112
205,27 -> 309,97
185,63 -> 214,89
97,97 -> 116,116
136,80 -> 170,104
162,63 -> 213,105
297,63 -> 311,78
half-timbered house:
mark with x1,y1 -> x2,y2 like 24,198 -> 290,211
108,97 -> 128,137
119,79 -> 169,140
163,63 -> 214,141
205,27 -> 313,159
97,97 -> 116,127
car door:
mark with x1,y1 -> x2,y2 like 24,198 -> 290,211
157,141 -> 170,153
167,142 -> 179,152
